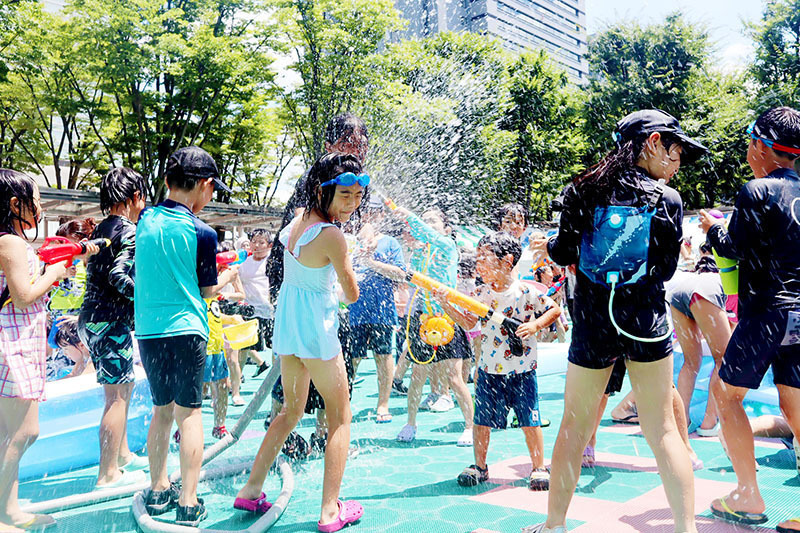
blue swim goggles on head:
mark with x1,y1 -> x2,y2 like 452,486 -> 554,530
320,172 -> 371,188
747,121 -> 800,155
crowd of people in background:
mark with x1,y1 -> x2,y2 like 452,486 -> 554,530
0,106 -> 798,533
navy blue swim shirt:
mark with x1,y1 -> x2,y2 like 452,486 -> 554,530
706,167 -> 800,317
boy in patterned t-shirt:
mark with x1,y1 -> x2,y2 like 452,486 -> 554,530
434,231 -> 561,491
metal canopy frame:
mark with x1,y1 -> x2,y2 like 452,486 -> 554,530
39,188 -> 284,231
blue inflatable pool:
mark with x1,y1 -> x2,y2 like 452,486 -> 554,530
19,366 -> 153,481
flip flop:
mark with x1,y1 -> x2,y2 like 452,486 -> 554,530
13,514 -> 56,531
317,500 -> 363,532
581,445 -> 595,468
696,421 -> 720,437
611,412 -> 639,424
710,496 -> 768,525
233,492 -> 273,514
376,413 -> 392,424
777,518 -> 800,532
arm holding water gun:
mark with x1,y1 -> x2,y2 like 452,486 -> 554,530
699,186 -> 763,261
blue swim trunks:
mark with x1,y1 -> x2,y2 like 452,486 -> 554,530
204,352 -> 229,383
474,369 -> 540,429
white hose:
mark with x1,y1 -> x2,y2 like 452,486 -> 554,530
131,456 -> 294,533
608,283 -> 673,343
791,197 -> 799,226
22,363 -> 283,516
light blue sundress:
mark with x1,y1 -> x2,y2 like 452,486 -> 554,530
272,219 -> 341,360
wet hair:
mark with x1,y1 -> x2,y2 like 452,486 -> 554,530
422,206 -> 454,233
100,167 -> 148,215
693,255 -> 719,274
534,264 -> 553,282
753,107 -> 800,161
248,228 -> 271,242
477,231 -> 523,267
325,113 -> 369,145
574,131 -> 678,203
56,218 -> 96,241
0,169 -> 39,240
458,248 -> 477,278
303,153 -> 365,223
494,203 -> 527,230
54,316 -> 82,349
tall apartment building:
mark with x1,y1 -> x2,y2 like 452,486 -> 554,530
393,0 -> 588,83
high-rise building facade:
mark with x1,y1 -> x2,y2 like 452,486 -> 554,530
393,0 -> 588,83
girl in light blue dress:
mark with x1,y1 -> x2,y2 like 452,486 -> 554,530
234,153 -> 367,532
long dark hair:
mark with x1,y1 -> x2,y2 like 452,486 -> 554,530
303,153 -> 365,223
56,218 -> 97,241
694,255 -> 719,274
573,133 -> 678,203
0,169 -> 39,239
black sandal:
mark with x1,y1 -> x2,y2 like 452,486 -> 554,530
457,464 -> 489,487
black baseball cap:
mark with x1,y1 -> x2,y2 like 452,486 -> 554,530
614,109 -> 708,163
166,146 -> 232,193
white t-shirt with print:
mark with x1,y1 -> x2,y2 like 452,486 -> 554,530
474,279 -> 550,376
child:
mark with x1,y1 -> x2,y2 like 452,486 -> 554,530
0,169 -> 76,531
79,167 -> 149,489
135,146 -> 236,526
390,205 -> 474,446
234,153 -> 364,532
52,316 -> 95,379
238,228 -> 272,378
204,292 -> 242,440
699,107 -> 800,530
528,109 -> 707,533
433,232 -> 560,491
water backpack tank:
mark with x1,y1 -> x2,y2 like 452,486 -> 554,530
577,179 -> 673,343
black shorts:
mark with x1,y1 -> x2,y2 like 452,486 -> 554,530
350,324 -> 394,359
251,317 -> 273,352
404,311 -> 471,364
568,320 -> 672,369
78,318 -> 135,386
271,312 -> 354,414
719,309 -> 800,390
605,358 -> 627,395
138,334 -> 207,408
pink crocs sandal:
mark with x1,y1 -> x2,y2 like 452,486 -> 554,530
317,500 -> 363,532
233,492 -> 273,514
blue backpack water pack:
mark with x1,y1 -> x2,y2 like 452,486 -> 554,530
578,179 -> 673,342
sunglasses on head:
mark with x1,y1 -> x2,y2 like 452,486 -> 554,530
747,121 -> 800,155
320,172 -> 371,188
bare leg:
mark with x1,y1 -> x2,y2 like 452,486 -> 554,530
588,394 -> 610,450
522,426 -> 545,470
443,359 -> 473,429
749,414 -> 792,438
691,298 -> 732,429
213,380 -> 229,428
374,353 -> 394,417
97,382 -> 134,485
239,355 -> 310,501
302,355 -> 352,526
672,306 -> 703,425
393,349 -> 410,382
473,425 -> 491,468
671,387 -> 699,465
406,363 -> 430,427
174,405 -> 203,507
147,404 -> 175,493
545,362 -> 612,529
227,348 -> 244,404
0,398 -> 40,528
712,378 -> 764,515
609,390 -> 637,421
628,357 -> 697,533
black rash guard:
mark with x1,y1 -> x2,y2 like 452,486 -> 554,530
80,215 -> 136,324
706,167 -> 800,317
548,167 -> 683,343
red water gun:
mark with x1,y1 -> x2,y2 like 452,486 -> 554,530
216,249 -> 250,266
37,236 -> 111,266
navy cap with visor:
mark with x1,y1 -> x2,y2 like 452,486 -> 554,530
613,109 -> 708,163
167,146 -> 232,193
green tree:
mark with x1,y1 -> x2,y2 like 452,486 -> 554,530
749,0 -> 800,110
585,14 -> 750,208
65,0 -> 278,201
272,0 -> 406,165
503,50 -> 587,220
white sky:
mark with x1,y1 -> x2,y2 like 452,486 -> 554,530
585,0 -> 765,72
